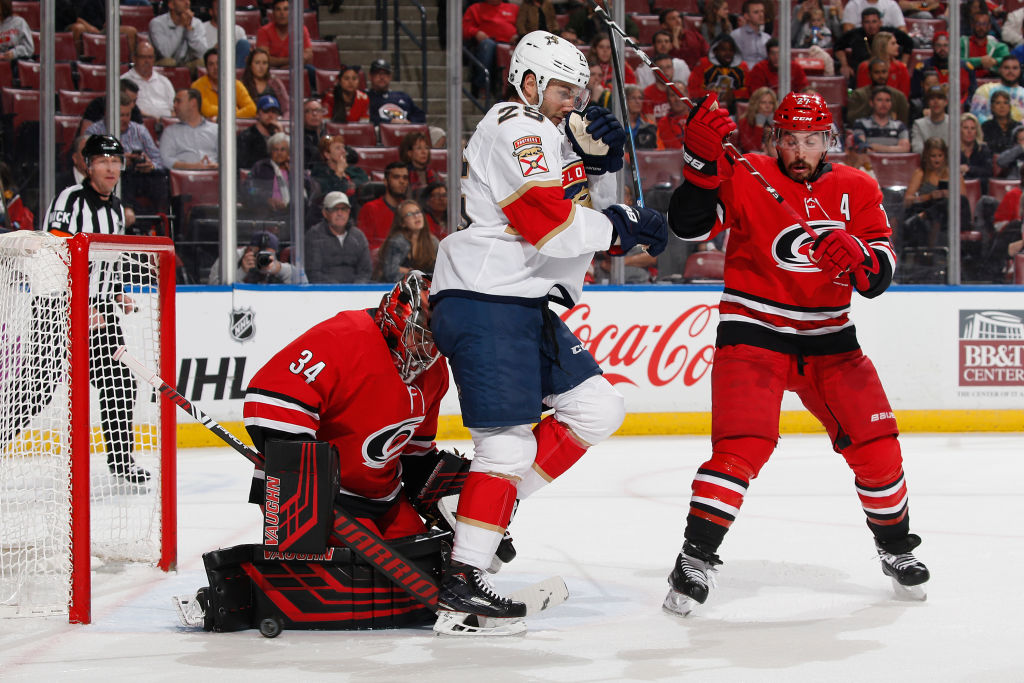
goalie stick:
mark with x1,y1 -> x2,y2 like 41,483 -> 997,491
116,345 -> 568,620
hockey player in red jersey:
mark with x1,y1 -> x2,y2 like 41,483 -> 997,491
429,31 -> 669,635
662,92 -> 930,615
243,271 -> 447,541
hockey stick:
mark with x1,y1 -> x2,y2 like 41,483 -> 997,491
588,3 -> 820,241
113,345 -> 441,611
603,16 -> 644,210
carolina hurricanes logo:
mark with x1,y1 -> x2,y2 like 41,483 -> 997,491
772,219 -> 846,273
362,416 -> 424,469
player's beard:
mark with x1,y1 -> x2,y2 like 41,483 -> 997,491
785,155 -> 818,182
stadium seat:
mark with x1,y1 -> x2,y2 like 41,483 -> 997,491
379,123 -> 428,147
58,89 -> 101,117
236,10 -> 262,37
141,115 -> 159,140
82,33 -> 131,65
352,146 -> 400,172
311,41 -> 341,72
807,75 -> 847,106
428,148 -> 448,174
304,10 -> 320,40
625,0 -> 651,12
170,169 -> 221,240
11,1 -> 39,31
964,178 -> 981,215
635,149 -> 683,188
911,48 -> 933,65
660,0 -> 701,13
0,61 -> 11,88
55,114 -> 80,152
119,5 -> 155,34
154,65 -> 191,91
634,15 -> 661,45
270,70 -> 309,98
1,87 -> 40,131
17,61 -> 74,91
989,178 -> 1018,204
325,121 -> 376,146
314,68 -> 337,96
53,33 -> 77,62
683,250 -> 725,282
76,62 -> 129,92
867,151 -> 919,189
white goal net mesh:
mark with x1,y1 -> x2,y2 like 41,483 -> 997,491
0,231 -> 167,618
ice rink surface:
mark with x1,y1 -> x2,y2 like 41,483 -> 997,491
1,433 -> 1022,682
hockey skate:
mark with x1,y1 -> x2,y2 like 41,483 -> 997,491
434,560 -> 528,636
876,534 -> 930,601
662,542 -> 722,617
173,588 -> 209,629
110,461 -> 151,485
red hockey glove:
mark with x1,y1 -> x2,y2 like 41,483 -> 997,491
810,229 -> 879,290
682,93 -> 737,189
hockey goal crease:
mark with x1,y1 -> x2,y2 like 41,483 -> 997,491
0,231 -> 176,623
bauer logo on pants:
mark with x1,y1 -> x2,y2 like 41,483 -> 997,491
958,310 -> 1024,386
230,307 -> 256,343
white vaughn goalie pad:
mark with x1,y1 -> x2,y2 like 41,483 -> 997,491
433,576 -> 569,637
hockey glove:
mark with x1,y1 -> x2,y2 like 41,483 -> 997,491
566,107 -> 626,175
810,229 -> 879,290
603,203 -> 668,256
682,93 -> 737,189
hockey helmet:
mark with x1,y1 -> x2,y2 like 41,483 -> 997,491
82,134 -> 125,164
507,30 -> 590,108
773,92 -> 833,132
374,270 -> 440,383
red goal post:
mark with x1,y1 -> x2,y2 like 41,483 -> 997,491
0,232 -> 176,624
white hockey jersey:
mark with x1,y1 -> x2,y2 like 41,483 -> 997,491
431,102 -> 616,306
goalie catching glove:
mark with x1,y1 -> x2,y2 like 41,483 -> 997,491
682,93 -> 736,189
603,204 -> 668,256
810,229 -> 879,291
566,107 -> 625,175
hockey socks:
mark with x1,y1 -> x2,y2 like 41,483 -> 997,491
516,416 -> 589,499
684,447 -> 759,553
452,471 -> 517,569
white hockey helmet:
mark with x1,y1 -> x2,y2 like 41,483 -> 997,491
508,30 -> 590,108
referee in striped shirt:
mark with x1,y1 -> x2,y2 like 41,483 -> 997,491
43,134 -> 150,484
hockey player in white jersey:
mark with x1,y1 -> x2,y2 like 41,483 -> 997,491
429,31 -> 669,635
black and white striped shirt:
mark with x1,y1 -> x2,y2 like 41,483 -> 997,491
44,182 -> 126,299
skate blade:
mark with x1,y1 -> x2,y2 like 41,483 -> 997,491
890,578 -> 927,602
433,610 -> 527,637
662,588 -> 696,617
172,594 -> 205,628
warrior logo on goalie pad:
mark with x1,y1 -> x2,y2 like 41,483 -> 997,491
363,415 -> 425,469
771,220 -> 846,273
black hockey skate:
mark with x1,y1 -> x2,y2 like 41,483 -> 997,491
663,542 -> 722,617
110,461 -> 151,485
876,534 -> 930,600
434,560 -> 527,636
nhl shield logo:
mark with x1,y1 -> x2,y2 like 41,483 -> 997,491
230,307 -> 256,342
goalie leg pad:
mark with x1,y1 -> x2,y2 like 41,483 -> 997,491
199,535 -> 449,633
263,439 -> 340,554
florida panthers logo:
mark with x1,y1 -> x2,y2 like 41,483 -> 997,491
362,416 -> 425,469
772,219 -> 846,273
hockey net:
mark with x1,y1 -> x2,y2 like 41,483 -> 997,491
0,231 -> 176,623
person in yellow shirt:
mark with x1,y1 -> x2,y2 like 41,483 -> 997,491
191,47 -> 257,120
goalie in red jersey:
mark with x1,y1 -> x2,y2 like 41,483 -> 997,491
662,92 -> 930,614
242,270 -> 448,542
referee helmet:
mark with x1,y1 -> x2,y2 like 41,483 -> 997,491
82,134 -> 125,165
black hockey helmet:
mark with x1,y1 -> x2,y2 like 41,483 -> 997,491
82,134 -> 125,164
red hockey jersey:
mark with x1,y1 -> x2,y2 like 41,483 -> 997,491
706,155 -> 896,353
243,309 -> 449,502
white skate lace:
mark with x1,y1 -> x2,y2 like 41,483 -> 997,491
679,554 -> 717,589
472,568 -> 511,604
880,550 -> 924,572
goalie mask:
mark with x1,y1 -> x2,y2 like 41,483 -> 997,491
374,270 -> 440,383
508,30 -> 590,109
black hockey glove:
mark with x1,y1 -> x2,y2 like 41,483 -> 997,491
682,93 -> 736,189
603,203 -> 668,256
566,107 -> 626,175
